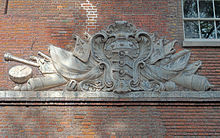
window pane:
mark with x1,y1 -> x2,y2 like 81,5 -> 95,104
215,0 -> 220,18
183,0 -> 198,18
217,21 -> 220,38
199,0 -> 214,18
200,21 -> 216,39
184,21 -> 200,38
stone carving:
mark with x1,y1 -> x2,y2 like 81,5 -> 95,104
4,21 -> 211,92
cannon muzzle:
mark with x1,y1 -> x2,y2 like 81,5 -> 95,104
4,53 -> 40,67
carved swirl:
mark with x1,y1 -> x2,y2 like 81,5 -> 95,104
130,31 -> 152,89
91,32 -> 108,63
91,31 -> 115,91
134,31 -> 152,60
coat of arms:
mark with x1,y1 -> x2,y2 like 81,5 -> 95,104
4,21 -> 211,93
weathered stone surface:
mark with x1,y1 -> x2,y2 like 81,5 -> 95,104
0,91 -> 220,103
4,21 -> 211,93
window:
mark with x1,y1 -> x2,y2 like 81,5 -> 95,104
182,0 -> 220,46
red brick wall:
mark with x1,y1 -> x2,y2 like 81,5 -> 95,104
1,1 -> 220,137
0,104 -> 220,137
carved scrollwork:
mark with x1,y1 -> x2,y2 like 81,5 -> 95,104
91,31 -> 115,91
130,31 -> 152,89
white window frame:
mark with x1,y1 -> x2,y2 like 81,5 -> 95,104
182,0 -> 220,47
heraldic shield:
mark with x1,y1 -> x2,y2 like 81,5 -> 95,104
91,21 -> 152,93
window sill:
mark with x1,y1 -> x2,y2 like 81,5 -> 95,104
183,40 -> 220,47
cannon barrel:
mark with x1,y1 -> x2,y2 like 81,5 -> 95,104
38,51 -> 51,60
4,53 -> 40,67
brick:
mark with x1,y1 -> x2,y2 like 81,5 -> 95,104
87,26 -> 96,29
60,122 -> 69,125
57,127 -> 64,132
82,122 -> 92,126
82,131 -> 95,135
74,115 -> 85,119
81,4 -> 92,7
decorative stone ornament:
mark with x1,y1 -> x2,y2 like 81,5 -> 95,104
4,21 -> 211,92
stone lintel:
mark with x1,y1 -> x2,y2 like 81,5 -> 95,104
0,91 -> 219,105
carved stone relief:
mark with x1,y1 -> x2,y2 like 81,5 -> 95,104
4,21 -> 211,93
